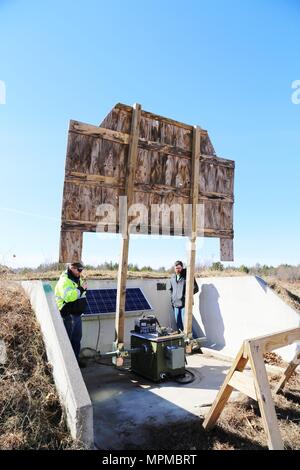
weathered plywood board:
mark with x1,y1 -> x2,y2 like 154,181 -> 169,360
59,103 -> 235,262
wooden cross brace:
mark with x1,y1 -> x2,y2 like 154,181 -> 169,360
202,327 -> 300,450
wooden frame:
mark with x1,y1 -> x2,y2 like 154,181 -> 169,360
202,327 -> 300,450
59,102 -> 235,263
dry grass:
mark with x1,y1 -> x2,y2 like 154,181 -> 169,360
0,282 -> 82,449
134,372 -> 300,450
0,267 -> 247,282
217,374 -> 300,450
264,276 -> 300,314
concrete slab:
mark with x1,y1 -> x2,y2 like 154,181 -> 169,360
82,353 -> 243,450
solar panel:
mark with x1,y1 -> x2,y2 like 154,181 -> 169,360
83,288 -> 152,315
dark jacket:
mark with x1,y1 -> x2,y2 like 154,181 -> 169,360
168,268 -> 199,308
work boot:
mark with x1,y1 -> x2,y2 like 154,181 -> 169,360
78,359 -> 87,368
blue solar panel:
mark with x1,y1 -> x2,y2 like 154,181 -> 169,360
83,288 -> 152,315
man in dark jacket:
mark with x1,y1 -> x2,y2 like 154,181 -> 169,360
168,260 -> 199,335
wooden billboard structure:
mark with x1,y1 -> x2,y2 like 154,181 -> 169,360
59,103 -> 235,348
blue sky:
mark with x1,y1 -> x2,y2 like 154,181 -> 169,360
0,0 -> 300,269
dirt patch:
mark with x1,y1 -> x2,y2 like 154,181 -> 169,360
0,281 -> 83,449
264,352 -> 285,366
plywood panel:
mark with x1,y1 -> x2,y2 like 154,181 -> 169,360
60,103 -> 235,261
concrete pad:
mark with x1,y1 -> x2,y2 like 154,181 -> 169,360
82,353 -> 243,450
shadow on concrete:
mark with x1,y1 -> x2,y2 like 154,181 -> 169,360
198,284 -> 225,349
255,275 -> 268,292
82,359 -> 234,450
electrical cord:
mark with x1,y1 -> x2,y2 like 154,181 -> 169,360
95,314 -> 101,352
172,369 -> 195,385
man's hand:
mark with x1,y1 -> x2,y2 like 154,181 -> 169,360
79,283 -> 88,295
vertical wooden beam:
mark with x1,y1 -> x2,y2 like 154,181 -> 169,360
274,350 -> 300,394
59,230 -> 83,263
220,238 -> 234,262
247,341 -> 284,450
115,103 -> 142,346
203,343 -> 249,430
184,126 -> 201,337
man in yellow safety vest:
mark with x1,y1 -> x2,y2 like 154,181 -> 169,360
55,261 -> 88,366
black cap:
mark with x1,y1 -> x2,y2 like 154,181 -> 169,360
174,260 -> 183,267
69,261 -> 84,269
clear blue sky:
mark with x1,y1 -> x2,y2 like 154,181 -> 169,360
1,0 -> 300,269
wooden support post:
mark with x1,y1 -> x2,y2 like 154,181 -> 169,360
184,126 -> 201,339
220,238 -> 233,262
274,350 -> 300,394
203,343 -> 249,430
115,103 -> 141,348
247,340 -> 284,450
59,230 -> 83,263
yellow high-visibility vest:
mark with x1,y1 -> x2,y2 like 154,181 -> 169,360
54,271 -> 85,311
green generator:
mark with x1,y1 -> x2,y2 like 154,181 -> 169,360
130,332 -> 186,382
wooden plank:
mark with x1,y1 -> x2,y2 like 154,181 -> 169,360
61,219 -> 234,238
250,328 -> 300,354
203,343 -> 249,430
184,126 -> 201,337
64,176 -> 234,203
200,228 -> 234,238
228,371 -> 257,401
274,350 -> 300,394
62,221 -> 118,232
66,171 -> 120,185
200,192 -> 234,202
115,102 -> 196,132
59,230 -> 83,263
138,139 -> 192,158
247,341 -> 284,450
69,120 -> 130,145
115,103 -> 142,345
220,238 -> 234,261
138,139 -> 235,167
201,154 -> 235,168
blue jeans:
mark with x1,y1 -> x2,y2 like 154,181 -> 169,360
63,315 -> 82,360
174,307 -> 196,338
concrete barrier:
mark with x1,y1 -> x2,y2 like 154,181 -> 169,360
193,275 -> 300,362
21,281 -> 93,448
